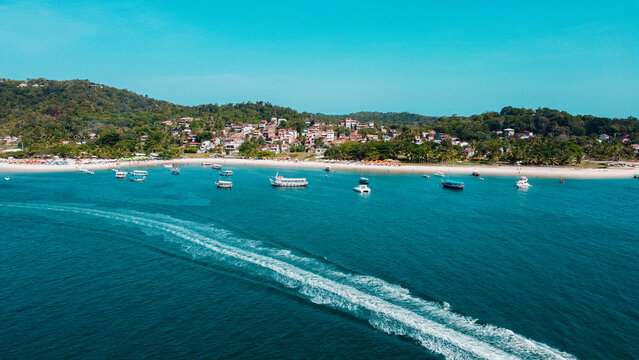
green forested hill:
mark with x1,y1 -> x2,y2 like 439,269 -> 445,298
0,78 -> 637,162
0,78 -> 310,145
316,111 -> 438,126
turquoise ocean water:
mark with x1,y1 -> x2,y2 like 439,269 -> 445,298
1,165 -> 638,359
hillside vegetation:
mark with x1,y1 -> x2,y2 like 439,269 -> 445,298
0,78 -> 637,163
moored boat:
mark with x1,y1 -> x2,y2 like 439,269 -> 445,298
115,170 -> 128,179
171,167 -> 180,175
516,176 -> 532,189
423,174 -> 430,178
441,179 -> 464,190
202,162 -> 212,166
270,172 -> 308,187
130,170 -> 148,182
359,177 -> 369,184
634,174 -> 639,179
3,177 -> 9,181
325,166 -> 332,172
216,180 -> 232,188
353,184 -> 371,193
80,169 -> 95,175
434,172 -> 445,177
220,170 -> 233,176
472,170 -> 480,177
212,164 -> 222,169
163,163 -> 174,168
560,178 -> 565,184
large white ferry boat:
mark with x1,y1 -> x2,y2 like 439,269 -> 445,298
269,173 -> 308,187
130,170 -> 148,182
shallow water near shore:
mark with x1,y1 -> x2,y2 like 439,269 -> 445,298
1,165 -> 638,359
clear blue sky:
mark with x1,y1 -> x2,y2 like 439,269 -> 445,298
1,0 -> 638,117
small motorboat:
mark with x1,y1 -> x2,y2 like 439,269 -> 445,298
434,172 -> 445,177
423,174 -> 430,178
472,170 -> 480,177
560,178 -> 565,184
163,163 -> 174,168
359,177 -> 369,184
516,176 -> 532,189
3,177 -> 9,181
354,185 -> 371,193
220,170 -> 233,176
171,167 -> 180,175
80,169 -> 95,175
216,180 -> 232,188
212,164 -> 222,170
441,179 -> 464,190
634,174 -> 639,179
115,170 -> 128,179
325,166 -> 332,172
202,162 -> 212,166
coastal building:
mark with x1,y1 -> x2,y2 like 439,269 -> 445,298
315,148 -> 327,158
599,134 -> 610,141
343,118 -> 359,129
461,147 -> 476,158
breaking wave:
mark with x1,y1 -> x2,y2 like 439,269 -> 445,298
5,203 -> 576,360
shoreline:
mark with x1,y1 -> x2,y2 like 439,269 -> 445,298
0,157 -> 637,179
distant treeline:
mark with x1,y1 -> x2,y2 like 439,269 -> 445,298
0,78 -> 637,163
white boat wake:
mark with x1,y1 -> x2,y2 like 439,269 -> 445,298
5,203 -> 576,360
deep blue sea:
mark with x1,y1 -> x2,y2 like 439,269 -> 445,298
1,165 -> 638,359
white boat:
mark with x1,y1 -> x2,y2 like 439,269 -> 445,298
202,162 -> 212,166
163,163 -> 174,168
212,164 -> 222,169
516,176 -> 532,189
220,170 -> 233,176
130,170 -> 148,182
216,180 -> 232,188
80,169 -> 95,175
434,172 -> 445,177
423,174 -> 430,178
171,167 -> 180,175
270,172 -> 308,187
354,185 -> 371,193
3,177 -> 9,181
115,170 -> 128,179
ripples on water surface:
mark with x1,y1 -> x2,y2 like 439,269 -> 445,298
1,165 -> 638,359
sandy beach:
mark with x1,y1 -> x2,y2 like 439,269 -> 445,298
0,157 -> 637,179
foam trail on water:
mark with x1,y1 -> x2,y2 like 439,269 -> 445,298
5,203 -> 576,360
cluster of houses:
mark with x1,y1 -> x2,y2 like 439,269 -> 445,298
158,117 -> 547,159
0,136 -> 23,153
495,128 -> 535,139
599,133 -> 634,143
161,117 -> 385,156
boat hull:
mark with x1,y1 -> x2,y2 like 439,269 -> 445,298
441,180 -> 464,190
270,182 -> 307,187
